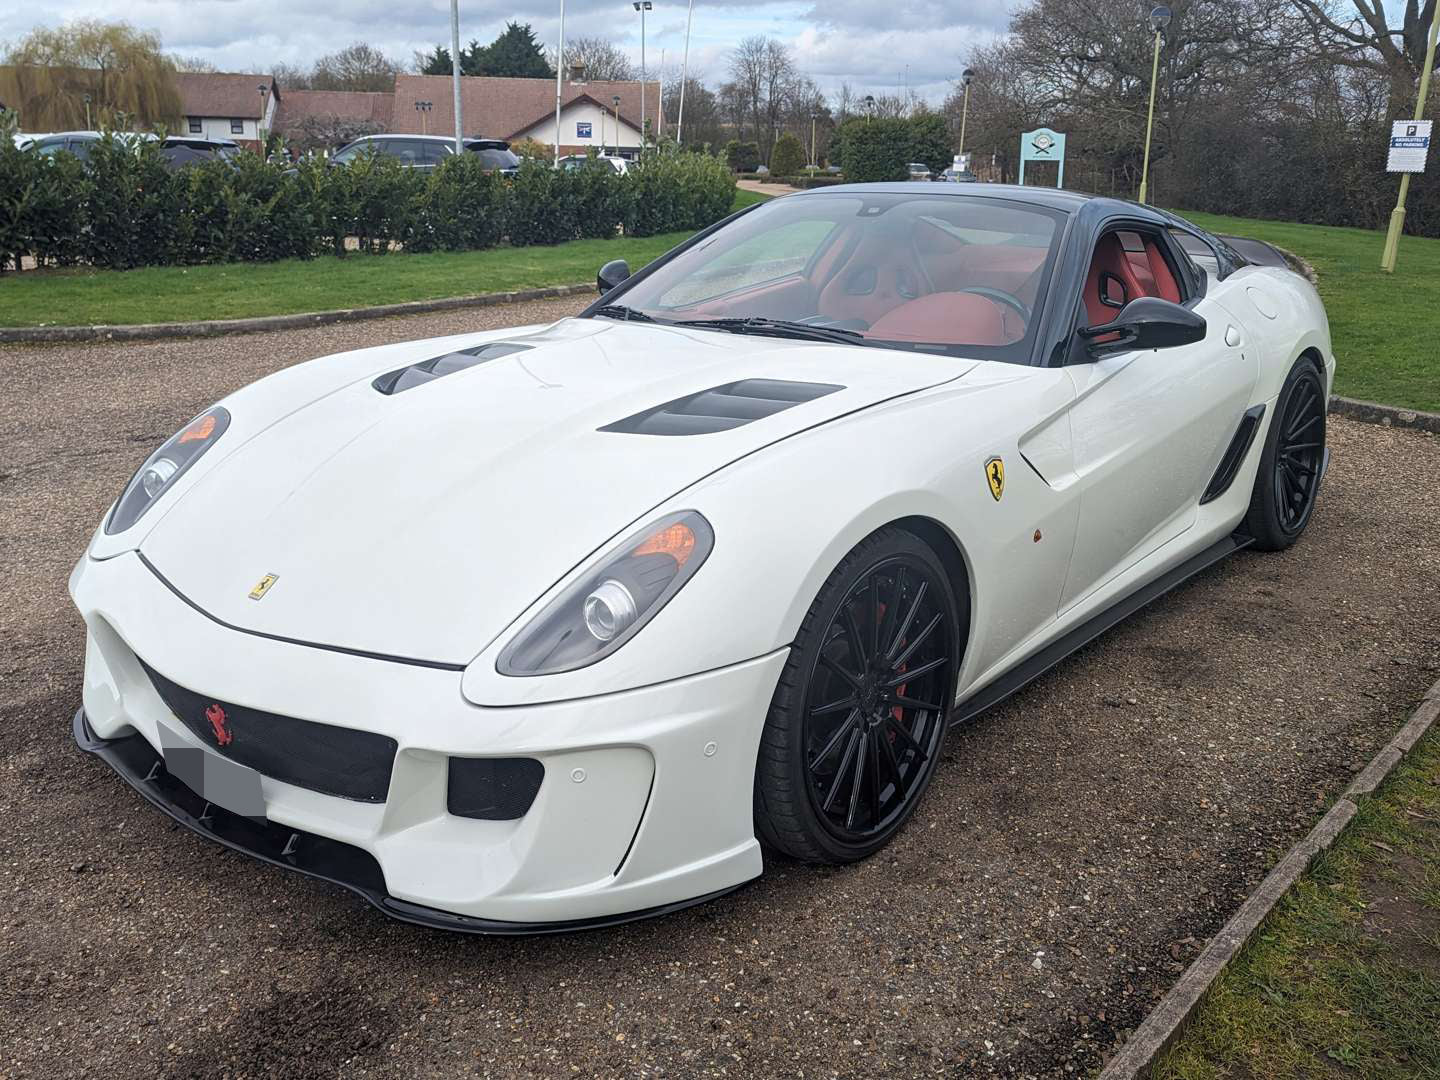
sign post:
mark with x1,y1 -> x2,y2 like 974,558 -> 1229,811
1019,128 -> 1066,188
1380,0 -> 1440,272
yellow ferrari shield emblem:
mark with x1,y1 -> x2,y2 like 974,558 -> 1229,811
985,457 -> 1005,501
248,573 -> 279,601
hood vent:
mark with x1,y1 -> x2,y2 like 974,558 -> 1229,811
601,378 -> 844,436
373,341 -> 534,395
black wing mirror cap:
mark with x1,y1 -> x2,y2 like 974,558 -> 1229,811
1078,296 -> 1207,356
597,259 -> 631,297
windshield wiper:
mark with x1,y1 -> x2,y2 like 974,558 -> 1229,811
592,304 -> 658,323
674,317 -> 869,347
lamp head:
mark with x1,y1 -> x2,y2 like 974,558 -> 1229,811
1149,5 -> 1172,32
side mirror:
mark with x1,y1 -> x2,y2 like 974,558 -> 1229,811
597,259 -> 631,297
1077,296 -> 1207,356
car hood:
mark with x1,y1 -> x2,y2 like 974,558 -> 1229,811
140,318 -> 973,665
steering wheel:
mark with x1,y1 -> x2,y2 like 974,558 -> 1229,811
956,286 -> 1030,324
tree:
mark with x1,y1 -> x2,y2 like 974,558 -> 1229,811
171,55 -> 216,73
1289,0 -> 1440,110
417,45 -> 453,76
663,75 -> 723,148
290,113 -> 385,153
724,36 -> 798,160
270,62 -> 311,89
2,19 -> 182,130
474,22 -> 554,78
309,43 -> 400,92
770,132 -> 806,176
551,35 -> 635,81
724,139 -> 760,172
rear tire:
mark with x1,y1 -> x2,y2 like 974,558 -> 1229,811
1242,356 -> 1326,551
754,528 -> 963,863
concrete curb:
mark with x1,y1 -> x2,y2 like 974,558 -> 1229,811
0,282 -> 597,344
1098,672 -> 1440,1080
1328,396 -> 1440,434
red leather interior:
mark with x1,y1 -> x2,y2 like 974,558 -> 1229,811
1082,232 -> 1182,326
867,292 -> 1023,346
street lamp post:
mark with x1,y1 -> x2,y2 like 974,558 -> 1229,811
633,1 -> 653,149
554,0 -> 566,165
863,94 -> 876,124
257,83 -> 269,152
677,0 -> 695,145
809,109 -> 818,174
957,68 -> 974,161
1381,0 -> 1440,271
450,0 -> 464,153
612,94 -> 621,156
1138,5 -> 1171,205
415,100 -> 432,134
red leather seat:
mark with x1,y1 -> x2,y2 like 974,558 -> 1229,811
1083,233 -> 1182,326
866,292 -> 1023,346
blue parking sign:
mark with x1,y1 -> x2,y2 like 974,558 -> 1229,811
577,121 -> 593,139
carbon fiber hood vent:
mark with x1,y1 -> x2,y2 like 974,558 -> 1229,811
373,341 -> 534,395
600,378 -> 844,436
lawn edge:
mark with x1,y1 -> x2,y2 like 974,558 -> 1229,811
0,282 -> 597,343
1097,670 -> 1440,1080
1328,396 -> 1440,434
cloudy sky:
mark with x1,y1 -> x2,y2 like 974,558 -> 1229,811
1,1 -> 1016,104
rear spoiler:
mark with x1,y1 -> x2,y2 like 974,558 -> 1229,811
1217,234 -> 1290,270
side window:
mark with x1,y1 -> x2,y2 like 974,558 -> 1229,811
422,141 -> 452,165
230,118 -> 244,135
188,117 -> 202,134
1081,227 -> 1185,327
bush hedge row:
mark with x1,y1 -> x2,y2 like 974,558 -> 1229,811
0,131 -> 736,272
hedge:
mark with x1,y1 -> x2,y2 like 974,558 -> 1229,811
0,127 -> 736,272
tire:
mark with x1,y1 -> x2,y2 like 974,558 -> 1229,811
1242,355 -> 1327,551
754,527 -> 964,863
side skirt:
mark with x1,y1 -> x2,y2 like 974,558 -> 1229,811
951,532 -> 1253,725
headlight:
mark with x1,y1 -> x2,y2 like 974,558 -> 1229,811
497,511 -> 714,676
105,407 -> 230,534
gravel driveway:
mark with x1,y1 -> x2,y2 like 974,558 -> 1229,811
2,300 -> 1438,1078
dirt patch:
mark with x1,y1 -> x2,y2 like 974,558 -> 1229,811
2,304 -> 1439,1078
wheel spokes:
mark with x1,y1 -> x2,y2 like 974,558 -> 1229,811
892,612 -> 943,669
819,651 -> 863,691
822,729 -> 863,813
886,580 -> 928,660
811,708 -> 861,766
882,654 -> 947,688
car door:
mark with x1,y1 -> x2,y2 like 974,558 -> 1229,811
1057,223 -> 1258,611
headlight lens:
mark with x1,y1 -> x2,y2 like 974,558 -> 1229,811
105,407 -> 230,534
497,511 -> 714,676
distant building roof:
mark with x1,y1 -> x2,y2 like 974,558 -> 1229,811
390,74 -> 661,140
274,89 -> 393,131
175,72 -> 278,119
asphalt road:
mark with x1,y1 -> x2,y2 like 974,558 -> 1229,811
3,300 -> 1439,1079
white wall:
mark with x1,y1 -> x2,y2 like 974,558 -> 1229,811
515,100 -> 645,154
183,116 -> 259,142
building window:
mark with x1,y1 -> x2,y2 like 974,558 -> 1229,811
188,117 -> 202,134
230,118 -> 244,134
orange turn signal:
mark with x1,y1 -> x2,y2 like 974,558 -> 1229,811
178,414 -> 217,443
633,522 -> 697,568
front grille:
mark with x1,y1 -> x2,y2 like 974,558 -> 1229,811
140,660 -> 398,803
447,757 -> 545,820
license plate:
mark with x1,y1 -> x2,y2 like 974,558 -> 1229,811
157,721 -> 266,820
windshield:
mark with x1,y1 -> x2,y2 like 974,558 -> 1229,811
471,147 -> 520,170
608,192 -> 1064,362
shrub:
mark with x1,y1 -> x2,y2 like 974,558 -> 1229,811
770,133 -> 806,178
572,156 -> 626,240
834,117 -> 915,183
83,134 -> 179,268
506,158 -> 579,245
724,139 -> 760,173
406,153 -> 506,253
622,151 -> 734,237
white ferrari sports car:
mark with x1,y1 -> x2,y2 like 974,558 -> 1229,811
72,183 -> 1332,933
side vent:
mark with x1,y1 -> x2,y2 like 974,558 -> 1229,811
601,379 -> 844,436
1201,403 -> 1266,504
373,342 -> 533,395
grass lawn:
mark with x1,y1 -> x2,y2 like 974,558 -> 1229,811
0,188 -> 773,330
1179,211 -> 1440,413
1155,729 -> 1440,1080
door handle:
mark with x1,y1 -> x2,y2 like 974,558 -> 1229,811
1225,325 -> 1242,347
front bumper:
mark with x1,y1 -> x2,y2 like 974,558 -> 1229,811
71,551 -> 785,931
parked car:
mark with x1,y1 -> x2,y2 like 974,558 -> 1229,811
907,162 -> 933,181
21,131 -> 239,170
939,167 -> 978,183
330,134 -> 520,174
72,183 -> 1333,934
156,137 -> 243,169
557,154 -> 629,176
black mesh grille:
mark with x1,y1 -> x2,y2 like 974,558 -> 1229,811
140,660 -> 398,803
447,757 -> 545,820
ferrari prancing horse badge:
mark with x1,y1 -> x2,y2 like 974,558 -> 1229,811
248,573 -> 278,601
985,457 -> 1005,501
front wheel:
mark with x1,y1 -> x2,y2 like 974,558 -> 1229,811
1242,355 -> 1327,551
754,528 -> 963,863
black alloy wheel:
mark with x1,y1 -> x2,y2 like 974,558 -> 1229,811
1243,355 -> 1327,551
755,528 -> 963,863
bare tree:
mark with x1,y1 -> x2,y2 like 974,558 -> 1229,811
549,35 -> 636,81
309,43 -> 400,93
171,55 -> 216,73
1288,0 -> 1439,110
725,35 -> 799,160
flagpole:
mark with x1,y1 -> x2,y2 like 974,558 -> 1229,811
553,0 -> 565,164
450,0 -> 463,152
677,0 -> 695,145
